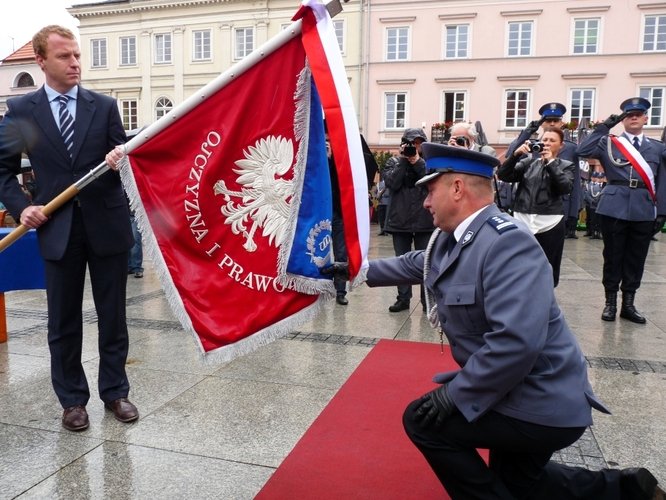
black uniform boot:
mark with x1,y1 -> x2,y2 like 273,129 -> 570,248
620,292 -> 647,324
601,291 -> 617,322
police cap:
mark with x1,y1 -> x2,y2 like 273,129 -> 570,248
538,102 -> 567,119
416,143 -> 500,186
620,97 -> 651,114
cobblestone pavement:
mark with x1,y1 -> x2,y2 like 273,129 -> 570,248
1,227 -> 664,498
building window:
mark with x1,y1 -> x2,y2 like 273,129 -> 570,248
386,26 -> 409,61
333,19 -> 345,54
193,30 -> 211,61
385,92 -> 407,129
121,100 -> 138,130
640,87 -> 665,126
643,15 -> 666,51
155,97 -> 173,120
442,91 -> 467,123
15,72 -> 35,88
234,27 -> 255,60
91,39 -> 107,68
444,24 -> 469,59
154,33 -> 172,64
507,21 -> 533,57
572,18 -> 599,54
569,89 -> 595,124
120,36 -> 137,66
504,90 -> 530,128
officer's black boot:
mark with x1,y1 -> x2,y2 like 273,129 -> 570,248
601,291 -> 617,322
620,292 -> 647,324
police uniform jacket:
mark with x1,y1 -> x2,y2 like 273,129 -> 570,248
366,204 -> 609,427
0,85 -> 132,260
576,124 -> 666,221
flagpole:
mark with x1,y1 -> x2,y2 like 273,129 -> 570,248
0,0 -> 344,253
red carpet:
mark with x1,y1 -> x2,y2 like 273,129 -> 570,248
257,339 -> 485,499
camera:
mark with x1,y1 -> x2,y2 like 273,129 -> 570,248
402,142 -> 417,157
529,139 -> 545,153
454,136 -> 470,147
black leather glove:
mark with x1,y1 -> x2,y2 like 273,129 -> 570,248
412,384 -> 457,427
602,112 -> 627,128
654,215 -> 666,235
524,120 -> 541,135
321,261 -> 349,280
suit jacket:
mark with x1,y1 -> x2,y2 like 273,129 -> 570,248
367,204 -> 609,427
0,85 -> 132,260
576,124 -> 666,221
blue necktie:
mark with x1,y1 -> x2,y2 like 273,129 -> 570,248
446,234 -> 456,255
633,136 -> 640,150
58,95 -> 74,157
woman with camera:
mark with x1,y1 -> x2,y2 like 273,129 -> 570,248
498,128 -> 575,287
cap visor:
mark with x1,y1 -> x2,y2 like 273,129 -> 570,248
416,172 -> 443,186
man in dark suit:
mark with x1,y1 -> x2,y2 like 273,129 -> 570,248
365,144 -> 663,498
0,25 -> 138,431
577,97 -> 666,324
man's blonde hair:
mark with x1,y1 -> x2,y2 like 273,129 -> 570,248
32,25 -> 76,58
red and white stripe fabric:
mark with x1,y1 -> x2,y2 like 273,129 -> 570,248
295,0 -> 369,282
611,135 -> 657,203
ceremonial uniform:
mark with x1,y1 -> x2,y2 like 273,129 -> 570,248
363,143 -> 662,499
576,97 -> 666,323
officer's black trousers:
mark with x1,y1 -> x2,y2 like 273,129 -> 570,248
403,401 -> 626,499
599,215 -> 653,293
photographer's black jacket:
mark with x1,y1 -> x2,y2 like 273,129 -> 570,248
382,155 -> 435,233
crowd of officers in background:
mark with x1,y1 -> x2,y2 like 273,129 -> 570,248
369,97 -> 666,324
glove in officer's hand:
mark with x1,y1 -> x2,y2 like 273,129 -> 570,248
412,383 -> 457,427
525,120 -> 541,135
654,215 -> 666,235
602,113 -> 627,129
321,262 -> 349,280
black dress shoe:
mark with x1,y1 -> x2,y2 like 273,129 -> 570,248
62,405 -> 89,431
388,300 -> 410,312
336,295 -> 348,305
104,398 -> 139,423
620,467 -> 661,500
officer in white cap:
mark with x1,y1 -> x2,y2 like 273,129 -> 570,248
364,143 -> 663,499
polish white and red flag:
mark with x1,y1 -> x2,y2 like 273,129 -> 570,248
120,0 -> 369,362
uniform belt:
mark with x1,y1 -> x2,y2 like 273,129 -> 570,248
609,179 -> 647,189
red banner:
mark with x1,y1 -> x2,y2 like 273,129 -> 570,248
124,36 -> 322,360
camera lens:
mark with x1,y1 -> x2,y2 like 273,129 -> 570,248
455,136 -> 469,147
530,141 -> 544,153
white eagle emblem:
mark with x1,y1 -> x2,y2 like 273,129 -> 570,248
213,136 -> 294,252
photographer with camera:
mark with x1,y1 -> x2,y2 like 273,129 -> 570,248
498,128 -> 575,287
382,127 -> 435,312
447,121 -> 497,157
577,97 -> 666,324
507,102 -> 583,239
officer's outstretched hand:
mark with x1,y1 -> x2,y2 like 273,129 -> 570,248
602,113 -> 627,129
321,261 -> 349,281
412,383 -> 457,427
